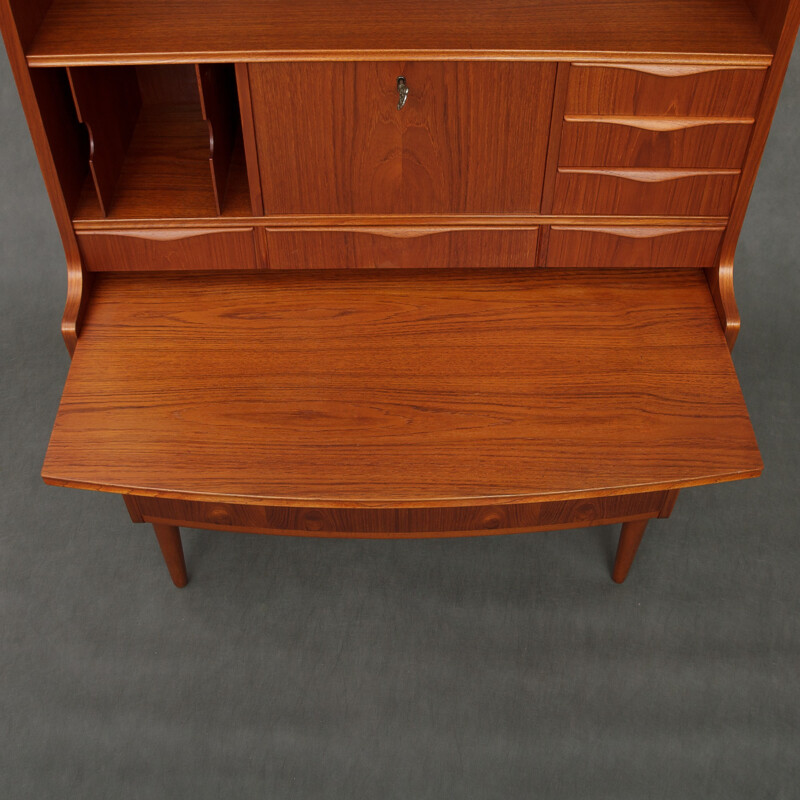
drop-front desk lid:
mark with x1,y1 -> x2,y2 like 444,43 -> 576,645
43,269 -> 762,509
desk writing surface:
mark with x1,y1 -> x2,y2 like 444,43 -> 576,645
42,269 -> 762,508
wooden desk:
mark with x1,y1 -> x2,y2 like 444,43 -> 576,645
1,0 -> 797,586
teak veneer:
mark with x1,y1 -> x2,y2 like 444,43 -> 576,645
1,0 -> 798,587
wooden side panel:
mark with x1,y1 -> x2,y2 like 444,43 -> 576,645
29,67 -> 89,216
713,1 -> 800,349
264,228 -> 539,270
4,0 -> 52,49
250,61 -> 554,214
77,228 -> 260,271
545,226 -> 725,269
67,66 -> 141,217
133,491 -> 668,538
746,0 -> 796,49
552,168 -> 740,217
560,119 -> 754,168
565,64 -> 766,117
196,63 -> 240,215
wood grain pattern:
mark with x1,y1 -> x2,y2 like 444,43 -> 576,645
612,519 -> 649,582
545,226 -> 725,269
559,118 -> 753,168
264,228 -> 539,270
77,228 -> 261,271
250,61 -> 554,214
552,168 -> 740,217
72,106 -> 252,221
234,63 -> 263,216
713,2 -> 800,349
565,64 -> 766,117
747,0 -> 796,49
67,65 -> 141,216
29,66 -> 88,217
26,0 -> 773,66
196,63 -> 239,216
0,0 -> 88,354
151,523 -> 188,587
42,269 -> 762,508
130,491 -> 669,538
3,0 -> 52,50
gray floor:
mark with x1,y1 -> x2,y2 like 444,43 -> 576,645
1,44 -> 799,800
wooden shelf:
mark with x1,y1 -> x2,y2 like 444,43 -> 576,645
43,269 -> 762,508
73,106 -> 252,221
27,0 -> 773,66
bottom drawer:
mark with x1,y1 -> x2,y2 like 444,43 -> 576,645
77,227 -> 260,271
545,225 -> 725,269
264,227 -> 539,270
131,491 -> 669,537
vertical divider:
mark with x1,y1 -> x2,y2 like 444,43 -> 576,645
235,63 -> 265,216
67,66 -> 141,217
196,64 -> 240,216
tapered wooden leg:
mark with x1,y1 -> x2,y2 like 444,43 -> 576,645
612,519 -> 649,584
153,524 -> 188,588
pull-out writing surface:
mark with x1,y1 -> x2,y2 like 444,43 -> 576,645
43,269 -> 762,508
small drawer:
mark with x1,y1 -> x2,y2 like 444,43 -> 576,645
77,227 -> 261,271
264,228 -> 540,270
559,118 -> 753,169
552,168 -> 740,217
565,64 -> 766,118
545,226 -> 725,269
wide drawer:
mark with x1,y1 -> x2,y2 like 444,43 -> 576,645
264,228 -> 540,270
545,226 -> 725,269
552,168 -> 740,217
77,227 -> 260,271
565,64 -> 765,117
559,118 -> 753,169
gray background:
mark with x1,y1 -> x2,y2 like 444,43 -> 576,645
1,42 -> 798,799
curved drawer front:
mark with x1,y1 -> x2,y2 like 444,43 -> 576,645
78,228 -> 260,271
545,226 -> 725,269
131,492 -> 668,537
552,168 -> 740,217
264,228 -> 540,270
559,118 -> 753,169
565,64 -> 766,118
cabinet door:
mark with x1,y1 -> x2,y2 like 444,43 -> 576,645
249,62 -> 555,215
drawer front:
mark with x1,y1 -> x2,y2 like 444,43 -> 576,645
566,64 -> 766,117
77,228 -> 260,271
560,118 -> 753,169
552,168 -> 740,217
264,228 -> 540,270
545,226 -> 725,269
249,62 -> 554,214
132,492 -> 668,536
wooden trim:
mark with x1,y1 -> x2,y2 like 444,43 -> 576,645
576,62 -> 769,76
26,52 -> 775,69
72,214 -> 731,232
557,167 -> 741,183
563,115 -> 755,131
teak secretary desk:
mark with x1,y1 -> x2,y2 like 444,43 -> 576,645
1,1 -> 798,587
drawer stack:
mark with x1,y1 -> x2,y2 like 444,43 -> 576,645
547,63 -> 766,268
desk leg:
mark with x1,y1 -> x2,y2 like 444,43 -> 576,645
613,519 -> 649,584
152,524 -> 189,588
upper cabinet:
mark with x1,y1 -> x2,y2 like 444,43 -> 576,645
248,62 -> 556,215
